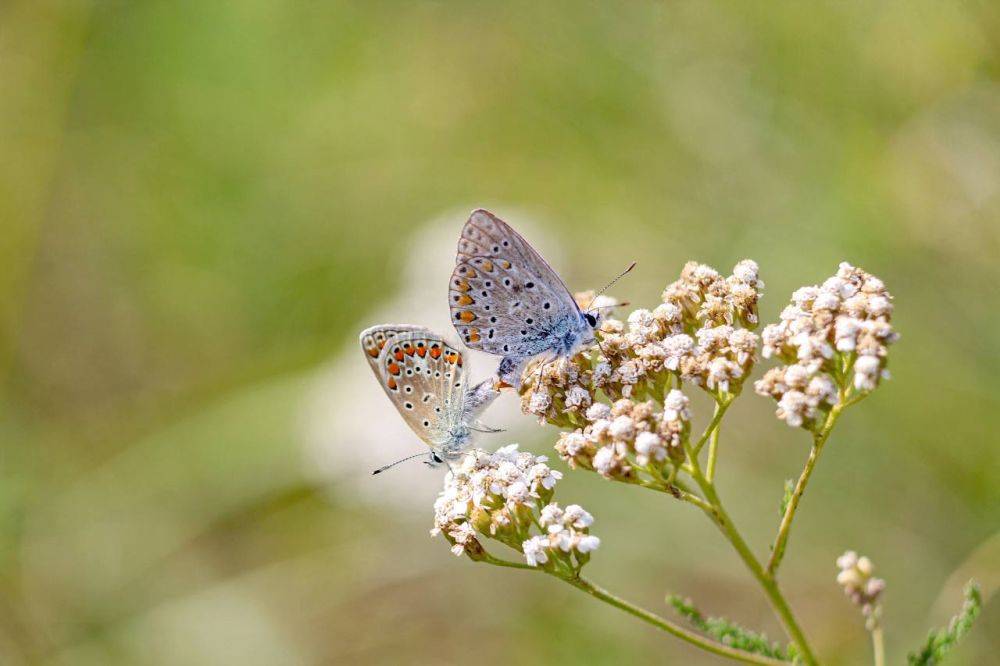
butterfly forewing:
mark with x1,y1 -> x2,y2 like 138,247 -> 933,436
449,209 -> 581,356
360,325 -> 467,447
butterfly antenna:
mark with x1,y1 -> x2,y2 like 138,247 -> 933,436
592,301 -> 630,310
586,261 -> 637,312
371,451 -> 430,475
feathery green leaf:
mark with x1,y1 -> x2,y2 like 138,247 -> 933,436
907,581 -> 982,665
667,595 -> 788,659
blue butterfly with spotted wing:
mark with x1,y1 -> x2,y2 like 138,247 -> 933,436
449,209 -> 624,388
360,324 -> 500,472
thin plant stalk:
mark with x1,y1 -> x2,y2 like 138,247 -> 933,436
767,405 -> 843,575
682,437 -> 820,666
706,424 -> 722,482
694,397 -> 731,456
478,552 -> 785,664
872,627 -> 885,666
561,576 -> 788,665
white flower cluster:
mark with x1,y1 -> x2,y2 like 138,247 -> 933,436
555,391 -> 691,479
595,260 -> 763,397
520,356 -> 595,426
836,550 -> 886,630
523,503 -> 601,566
517,262 -> 761,424
431,445 -> 599,569
755,263 -> 898,428
662,259 -> 764,328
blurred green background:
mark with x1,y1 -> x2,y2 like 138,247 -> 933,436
2,1 -> 998,664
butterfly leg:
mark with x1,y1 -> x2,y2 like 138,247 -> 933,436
469,420 -> 505,433
464,378 -> 501,417
497,355 -> 528,389
533,353 -> 557,385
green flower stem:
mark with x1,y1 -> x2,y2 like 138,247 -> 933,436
872,627 -> 885,666
694,396 -> 732,457
637,476 -> 711,509
478,549 -> 786,664
706,425 -> 722,482
767,404 -> 844,576
561,576 -> 788,665
682,439 -> 819,666
481,553 -> 536,571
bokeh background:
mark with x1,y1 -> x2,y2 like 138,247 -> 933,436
2,1 -> 999,664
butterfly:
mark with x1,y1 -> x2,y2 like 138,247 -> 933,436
449,209 -> 624,388
360,324 -> 501,472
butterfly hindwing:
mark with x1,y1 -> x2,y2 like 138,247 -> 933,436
360,325 -> 417,375
449,209 -> 581,358
360,325 -> 466,447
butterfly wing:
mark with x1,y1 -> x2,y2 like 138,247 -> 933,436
449,209 -> 581,358
359,325 -> 467,447
360,324 -> 426,375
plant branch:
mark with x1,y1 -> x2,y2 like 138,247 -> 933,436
767,405 -> 843,575
476,547 -> 787,664
479,551 -> 540,571
872,627 -> 885,666
694,396 -> 732,456
562,576 -> 788,665
706,423 -> 722,482
681,438 -> 819,665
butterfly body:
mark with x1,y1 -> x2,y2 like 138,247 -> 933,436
449,209 -> 601,387
360,324 -> 498,465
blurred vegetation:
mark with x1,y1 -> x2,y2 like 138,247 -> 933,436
1,1 -> 998,664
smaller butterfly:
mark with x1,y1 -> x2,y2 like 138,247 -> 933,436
449,209 -> 633,388
360,324 -> 501,473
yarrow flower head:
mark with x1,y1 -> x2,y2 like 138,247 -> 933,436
662,259 -> 764,328
520,356 -> 595,428
836,550 -> 886,630
431,445 -> 599,571
755,263 -> 898,429
517,261 -> 763,422
598,260 -> 763,399
555,390 -> 691,482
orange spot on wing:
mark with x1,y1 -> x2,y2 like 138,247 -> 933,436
403,343 -> 415,356
480,260 -> 494,272
386,377 -> 397,390
469,330 -> 481,343
417,346 -> 426,357
394,350 -> 404,361
458,311 -> 476,323
456,294 -> 474,306
454,280 -> 470,292
429,347 -> 442,359
388,363 -> 401,376
500,260 -> 511,269
366,347 -> 379,357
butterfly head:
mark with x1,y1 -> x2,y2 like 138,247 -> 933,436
580,311 -> 602,346
569,309 -> 600,352
436,428 -> 472,462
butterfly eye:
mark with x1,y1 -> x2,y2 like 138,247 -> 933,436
584,312 -> 598,327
